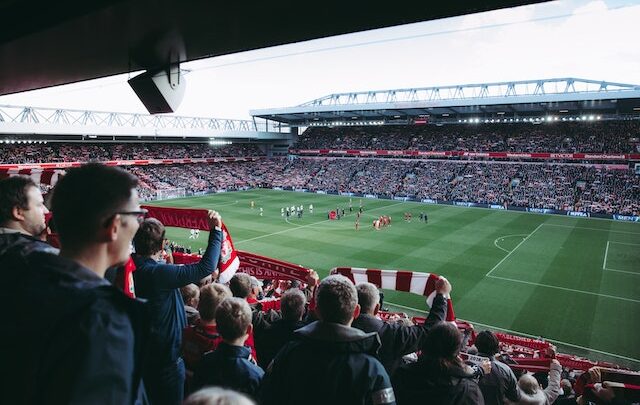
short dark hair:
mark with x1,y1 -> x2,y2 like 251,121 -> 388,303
280,289 -> 306,321
475,330 -> 500,356
216,298 -> 252,341
356,282 -> 380,314
229,273 -> 252,298
316,275 -> 357,325
133,218 -> 165,256
0,176 -> 37,225
51,164 -> 138,248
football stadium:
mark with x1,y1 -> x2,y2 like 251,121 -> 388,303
1,1 -> 639,404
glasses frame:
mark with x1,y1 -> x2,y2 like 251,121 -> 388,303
114,209 -> 148,224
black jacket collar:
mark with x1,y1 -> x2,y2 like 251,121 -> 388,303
295,320 -> 381,355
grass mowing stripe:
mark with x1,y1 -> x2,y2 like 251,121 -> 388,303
486,275 -> 640,303
543,223 -> 640,235
384,300 -> 640,365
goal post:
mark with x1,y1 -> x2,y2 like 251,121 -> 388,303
155,187 -> 187,201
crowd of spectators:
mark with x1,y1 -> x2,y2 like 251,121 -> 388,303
2,168 -> 638,405
127,159 -> 640,215
296,121 -> 640,153
0,142 -> 263,164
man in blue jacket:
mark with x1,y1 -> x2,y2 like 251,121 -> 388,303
133,213 -> 223,405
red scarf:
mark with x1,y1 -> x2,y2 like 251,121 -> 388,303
142,205 -> 240,282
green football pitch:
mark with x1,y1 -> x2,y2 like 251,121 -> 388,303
147,189 -> 640,368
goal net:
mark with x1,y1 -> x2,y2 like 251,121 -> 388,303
155,187 -> 186,201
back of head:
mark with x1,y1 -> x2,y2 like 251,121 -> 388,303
229,273 -> 252,298
518,373 -> 540,396
51,163 -> 138,249
181,283 -> 200,306
474,330 -> 500,356
0,176 -> 37,227
356,282 -> 380,315
216,297 -> 252,341
199,283 -> 232,322
183,387 -> 255,405
315,274 -> 358,325
560,379 -> 572,395
422,322 -> 463,367
133,218 -> 165,256
280,288 -> 306,321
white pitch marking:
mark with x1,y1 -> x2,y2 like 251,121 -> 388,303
493,234 -> 528,253
486,224 -> 544,277
486,274 -> 640,304
543,223 -> 640,235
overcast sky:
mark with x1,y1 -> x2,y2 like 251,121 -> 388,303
1,0 -> 638,120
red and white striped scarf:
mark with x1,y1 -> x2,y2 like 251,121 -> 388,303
331,267 -> 455,321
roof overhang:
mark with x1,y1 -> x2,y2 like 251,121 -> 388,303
0,0 -> 547,97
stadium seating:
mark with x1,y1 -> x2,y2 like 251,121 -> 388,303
0,142 -> 264,164
296,121 -> 640,153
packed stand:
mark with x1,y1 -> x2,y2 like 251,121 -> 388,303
0,142 -> 264,164
296,121 -> 640,153
128,158 -> 640,215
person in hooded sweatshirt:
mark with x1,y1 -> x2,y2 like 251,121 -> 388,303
393,321 -> 487,405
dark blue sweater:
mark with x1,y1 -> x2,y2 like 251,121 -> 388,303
133,228 -> 222,365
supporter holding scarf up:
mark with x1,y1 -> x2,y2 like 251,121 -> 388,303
132,210 -> 223,405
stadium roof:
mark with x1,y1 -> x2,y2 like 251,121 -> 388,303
250,78 -> 640,126
0,0 -> 546,97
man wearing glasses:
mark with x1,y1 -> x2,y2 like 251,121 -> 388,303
2,163 -> 150,404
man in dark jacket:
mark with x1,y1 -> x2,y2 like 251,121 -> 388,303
1,163 -> 149,404
255,288 -> 307,369
133,214 -> 222,405
260,274 -> 396,405
352,279 -> 449,376
0,176 -> 57,258
474,330 -> 520,405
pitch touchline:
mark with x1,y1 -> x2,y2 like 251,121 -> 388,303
485,223 -> 544,277
235,201 -> 407,245
486,274 -> 640,303
384,301 -> 640,364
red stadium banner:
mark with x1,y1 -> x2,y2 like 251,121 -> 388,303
289,149 -> 640,161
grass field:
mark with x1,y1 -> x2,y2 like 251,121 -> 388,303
147,189 -> 640,368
